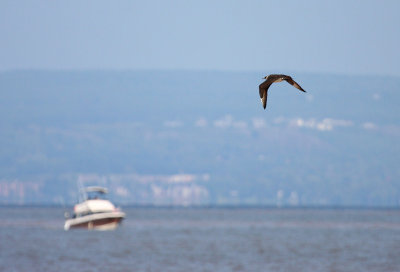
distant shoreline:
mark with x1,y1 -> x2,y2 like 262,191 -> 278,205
0,204 -> 399,210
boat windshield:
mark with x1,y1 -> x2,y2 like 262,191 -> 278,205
79,186 -> 109,201
86,190 -> 108,200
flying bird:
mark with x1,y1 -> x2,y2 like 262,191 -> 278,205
259,74 -> 306,109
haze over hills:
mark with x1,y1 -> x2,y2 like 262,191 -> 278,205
0,70 -> 399,206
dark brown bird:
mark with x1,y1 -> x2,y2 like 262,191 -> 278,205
259,74 -> 306,109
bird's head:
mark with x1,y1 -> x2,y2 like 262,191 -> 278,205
262,75 -> 268,79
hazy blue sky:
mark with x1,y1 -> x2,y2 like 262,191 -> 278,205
1,0 -> 399,76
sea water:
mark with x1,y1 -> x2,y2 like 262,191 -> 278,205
0,207 -> 399,272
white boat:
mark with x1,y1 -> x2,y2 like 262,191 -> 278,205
64,186 -> 125,231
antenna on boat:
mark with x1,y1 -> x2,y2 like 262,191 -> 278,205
77,177 -> 86,203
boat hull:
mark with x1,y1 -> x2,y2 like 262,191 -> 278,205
64,211 -> 125,231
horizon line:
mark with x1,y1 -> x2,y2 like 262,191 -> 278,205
0,68 -> 399,79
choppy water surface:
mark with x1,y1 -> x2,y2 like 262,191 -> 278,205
1,207 -> 400,272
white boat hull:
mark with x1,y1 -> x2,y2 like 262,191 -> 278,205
64,211 -> 125,231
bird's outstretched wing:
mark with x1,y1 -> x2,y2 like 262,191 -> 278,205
259,78 -> 274,109
260,89 -> 267,109
283,76 -> 306,92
